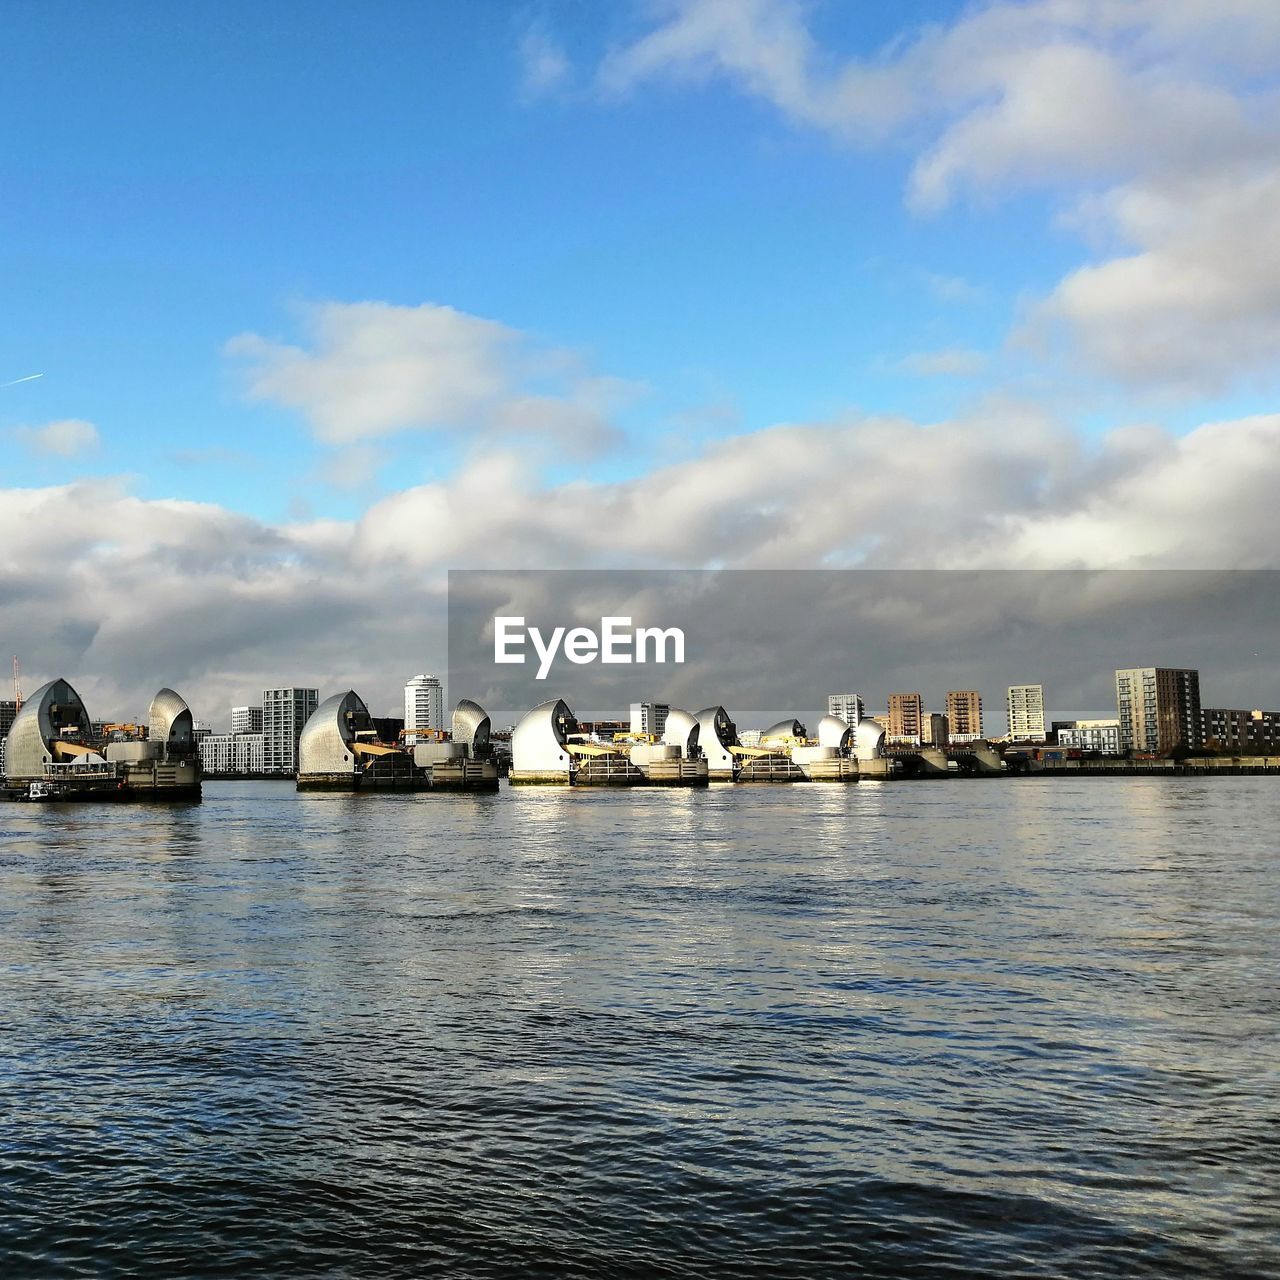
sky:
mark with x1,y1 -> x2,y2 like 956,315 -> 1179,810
449,570 -> 1280,728
3,0 -> 1280,723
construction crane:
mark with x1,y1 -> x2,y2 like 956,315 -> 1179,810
12,656 -> 21,712
100,723 -> 146,739
398,727 -> 448,743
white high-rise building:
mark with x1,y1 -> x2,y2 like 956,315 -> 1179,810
263,687 -> 319,773
200,732 -> 266,775
231,705 -> 264,735
629,702 -> 670,737
827,693 -> 864,726
1007,685 -> 1046,741
405,674 -> 445,740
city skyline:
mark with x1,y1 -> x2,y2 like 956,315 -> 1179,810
6,660 -> 1278,778
21,657 -> 1275,743
2,3 -> 1280,717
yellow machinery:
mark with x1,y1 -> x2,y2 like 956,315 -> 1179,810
566,742 -> 625,758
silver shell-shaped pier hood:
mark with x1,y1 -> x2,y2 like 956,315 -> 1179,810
694,706 -> 738,775
149,688 -> 194,747
298,690 -> 374,775
854,718 -> 887,761
761,718 -> 806,745
511,698 -> 578,774
661,707 -> 700,758
4,677 -> 95,779
452,698 -> 491,756
817,714 -> 852,751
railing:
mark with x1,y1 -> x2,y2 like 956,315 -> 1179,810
43,761 -> 119,779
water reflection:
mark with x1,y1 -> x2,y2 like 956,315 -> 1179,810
0,778 -> 1276,1279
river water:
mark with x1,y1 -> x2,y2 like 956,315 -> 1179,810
1,779 -> 1276,1278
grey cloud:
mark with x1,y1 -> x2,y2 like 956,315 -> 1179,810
448,568 -> 1280,729
1031,171 -> 1280,391
3,409 -> 1278,725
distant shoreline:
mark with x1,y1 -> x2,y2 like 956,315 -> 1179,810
192,757 -> 1280,787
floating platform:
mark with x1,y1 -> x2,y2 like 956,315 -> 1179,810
296,692 -> 501,792
735,751 -> 808,783
3,681 -> 203,802
1,770 -> 201,802
637,758 -> 709,786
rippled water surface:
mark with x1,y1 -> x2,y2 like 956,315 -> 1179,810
1,779 -> 1278,1278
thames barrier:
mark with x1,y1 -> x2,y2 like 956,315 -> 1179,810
4,676 -> 1280,801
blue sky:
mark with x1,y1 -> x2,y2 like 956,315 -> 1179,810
3,0 -> 1280,714
1,0 -> 1226,515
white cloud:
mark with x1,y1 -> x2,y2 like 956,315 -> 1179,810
592,0 -> 1280,393
227,300 -> 632,455
4,408 -> 1279,720
598,0 -> 914,138
518,25 -> 571,98
15,418 -> 100,457
1032,170 -> 1280,391
598,0 -> 1280,189
312,442 -> 389,494
981,414 -> 1280,568
908,40 -> 1153,212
